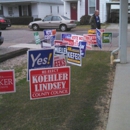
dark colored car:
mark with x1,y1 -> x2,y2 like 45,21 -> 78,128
0,16 -> 11,30
28,15 -> 77,31
0,31 -> 4,45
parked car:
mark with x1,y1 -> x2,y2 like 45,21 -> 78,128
0,31 -> 4,45
0,16 -> 11,30
28,15 -> 77,31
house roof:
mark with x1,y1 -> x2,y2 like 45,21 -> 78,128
0,0 -> 63,4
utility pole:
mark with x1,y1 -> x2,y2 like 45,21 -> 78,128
119,0 -> 128,63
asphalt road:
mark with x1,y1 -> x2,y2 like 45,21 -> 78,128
1,27 -> 119,48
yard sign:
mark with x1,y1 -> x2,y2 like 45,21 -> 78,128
54,45 -> 67,55
0,70 -> 16,94
102,32 -> 112,44
61,33 -> 72,40
96,28 -> 102,49
29,66 -> 70,100
54,55 -> 66,67
34,32 -> 40,44
43,29 -> 56,39
87,34 -> 97,45
79,41 -> 87,57
27,48 -> 54,81
67,46 -> 82,66
41,39 -> 52,48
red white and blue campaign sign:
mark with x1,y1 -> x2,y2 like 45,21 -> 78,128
55,45 -> 67,55
54,55 -> 66,67
43,30 -> 52,39
61,34 -> 72,40
0,70 -> 16,94
54,40 -> 67,46
79,41 -> 87,57
96,28 -> 102,49
27,48 -> 54,81
67,46 -> 82,66
78,35 -> 84,42
71,35 -> 79,46
63,38 -> 74,46
43,29 -> 56,39
29,66 -> 70,100
87,34 -> 97,45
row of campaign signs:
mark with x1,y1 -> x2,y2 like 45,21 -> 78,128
0,28 -> 112,100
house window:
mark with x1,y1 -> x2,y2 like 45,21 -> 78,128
22,5 -> 28,16
8,6 -> 13,16
57,6 -> 59,13
88,0 -> 96,14
71,3 -> 77,10
50,6 -> 52,14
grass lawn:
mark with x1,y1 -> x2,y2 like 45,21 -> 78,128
76,23 -> 110,30
0,51 -> 114,130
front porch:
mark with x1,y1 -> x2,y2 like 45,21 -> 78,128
106,2 -> 130,23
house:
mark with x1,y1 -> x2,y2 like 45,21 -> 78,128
62,0 -> 130,23
0,0 -> 127,24
62,0 -> 110,23
106,0 -> 130,23
0,0 -> 64,20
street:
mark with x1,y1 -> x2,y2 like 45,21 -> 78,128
0,27 -> 120,48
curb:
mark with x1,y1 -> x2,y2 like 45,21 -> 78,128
0,48 -> 28,63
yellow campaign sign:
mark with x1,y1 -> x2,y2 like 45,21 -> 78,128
67,46 -> 82,67
88,29 -> 96,34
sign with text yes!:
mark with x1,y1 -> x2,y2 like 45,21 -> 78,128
0,70 -> 16,94
27,48 -> 54,81
29,66 -> 70,100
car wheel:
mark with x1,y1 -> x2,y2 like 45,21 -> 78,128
32,24 -> 39,31
60,24 -> 67,31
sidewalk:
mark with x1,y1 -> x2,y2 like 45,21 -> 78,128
106,23 -> 130,30
106,25 -> 130,130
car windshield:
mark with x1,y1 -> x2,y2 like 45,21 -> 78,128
61,15 -> 70,20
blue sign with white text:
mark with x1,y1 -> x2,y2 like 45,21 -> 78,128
43,30 -> 52,39
61,34 -> 72,40
55,45 -> 67,55
27,49 -> 54,80
50,35 -> 56,46
96,28 -> 102,49
79,41 -> 87,57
